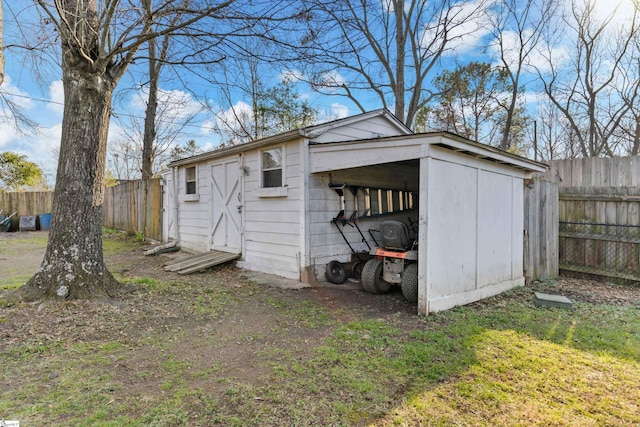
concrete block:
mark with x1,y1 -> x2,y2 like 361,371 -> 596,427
534,292 -> 573,310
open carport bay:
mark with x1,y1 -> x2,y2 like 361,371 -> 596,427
309,133 -> 546,315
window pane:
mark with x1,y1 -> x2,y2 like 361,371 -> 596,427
263,169 -> 282,188
262,148 -> 282,170
186,167 -> 196,181
186,181 -> 196,195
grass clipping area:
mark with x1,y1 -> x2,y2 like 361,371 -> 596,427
377,329 -> 640,426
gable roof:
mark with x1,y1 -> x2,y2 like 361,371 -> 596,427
168,109 -> 411,167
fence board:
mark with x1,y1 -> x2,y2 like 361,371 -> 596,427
0,191 -> 55,230
558,193 -> 640,282
540,155 -> 640,283
103,179 -> 163,241
546,156 -> 640,188
524,177 -> 559,282
0,191 -> 54,217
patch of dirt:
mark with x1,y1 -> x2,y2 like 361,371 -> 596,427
0,232 -> 421,413
0,230 -> 48,278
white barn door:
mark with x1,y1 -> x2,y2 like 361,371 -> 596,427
210,159 -> 242,253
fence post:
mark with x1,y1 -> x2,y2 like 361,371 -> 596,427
524,177 -> 559,282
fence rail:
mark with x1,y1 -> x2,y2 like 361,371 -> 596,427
559,221 -> 640,283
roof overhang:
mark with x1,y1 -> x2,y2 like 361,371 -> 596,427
309,132 -> 548,174
168,129 -> 303,168
168,108 -> 412,168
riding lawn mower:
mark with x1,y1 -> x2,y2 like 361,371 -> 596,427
361,219 -> 419,303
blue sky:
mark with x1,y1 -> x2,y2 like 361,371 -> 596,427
0,0 -> 637,185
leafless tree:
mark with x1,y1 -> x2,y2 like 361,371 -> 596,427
297,0 -> 491,129
111,86 -> 203,179
107,139 -> 140,180
0,2 -> 43,134
208,45 -> 317,146
615,31 -> 640,155
1,1 -> 4,88
536,0 -> 640,157
489,0 -> 558,151
131,2 -> 306,177
9,0 -> 282,303
533,97 -> 578,160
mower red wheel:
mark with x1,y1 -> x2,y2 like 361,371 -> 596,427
361,259 -> 391,294
401,263 -> 418,303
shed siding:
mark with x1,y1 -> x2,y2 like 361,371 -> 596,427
424,148 -> 526,313
176,163 -> 211,253
427,160 -> 478,297
237,139 -> 303,279
477,171 -> 515,286
511,177 -> 525,278
310,115 -> 408,143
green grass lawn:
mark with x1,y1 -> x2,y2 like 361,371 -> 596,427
1,232 -> 639,425
219,299 -> 640,426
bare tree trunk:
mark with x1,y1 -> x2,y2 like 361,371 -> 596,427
632,117 -> 640,156
499,90 -> 518,150
0,1 -> 4,87
393,0 -> 405,123
142,38 -> 159,180
19,66 -> 120,301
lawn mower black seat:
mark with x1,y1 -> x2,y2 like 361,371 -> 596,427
379,220 -> 412,251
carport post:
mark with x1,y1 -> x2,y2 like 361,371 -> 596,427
417,154 -> 430,315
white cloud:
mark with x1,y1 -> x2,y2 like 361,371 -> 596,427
491,30 -> 571,74
316,103 -> 350,123
198,141 -> 217,152
0,123 -> 23,150
214,100 -> 254,138
312,71 -> 346,92
423,0 -> 494,56
200,119 -> 216,135
130,87 -> 203,120
331,103 -> 350,119
215,100 -> 253,123
281,69 -> 304,83
46,80 -> 64,115
590,0 -> 638,27
0,122 -> 61,184
0,75 -> 34,111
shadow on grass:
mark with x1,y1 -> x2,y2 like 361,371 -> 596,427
211,288 -> 640,425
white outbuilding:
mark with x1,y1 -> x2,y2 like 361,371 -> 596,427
162,109 -> 546,315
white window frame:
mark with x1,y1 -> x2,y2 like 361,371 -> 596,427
184,166 -> 198,199
261,146 -> 285,188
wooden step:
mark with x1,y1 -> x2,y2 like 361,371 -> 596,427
164,250 -> 240,275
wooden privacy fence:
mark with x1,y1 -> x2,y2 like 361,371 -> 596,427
0,191 -> 54,216
1,179 -> 163,240
545,156 -> 640,283
548,156 -> 640,188
0,191 -> 54,230
103,179 -> 163,241
558,188 -> 640,283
